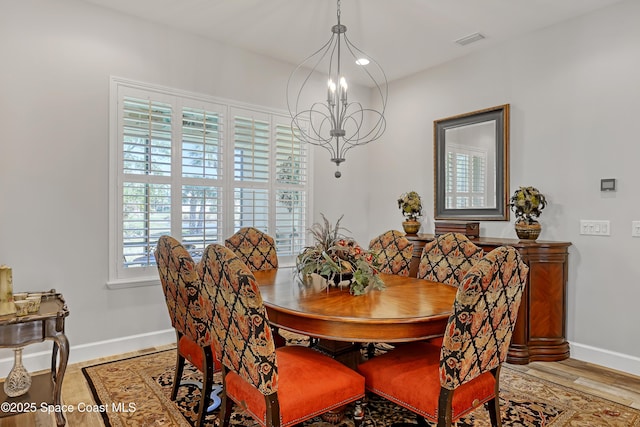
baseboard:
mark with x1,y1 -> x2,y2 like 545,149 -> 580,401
570,341 -> 640,377
2,334 -> 638,380
0,329 -> 175,375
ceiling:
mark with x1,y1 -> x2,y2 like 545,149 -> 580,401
80,0 -> 626,83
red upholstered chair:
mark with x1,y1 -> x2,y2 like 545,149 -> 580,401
368,230 -> 414,277
358,246 -> 529,427
418,232 -> 484,287
364,230 -> 414,357
202,244 -> 365,427
224,227 -> 278,271
154,235 -> 222,427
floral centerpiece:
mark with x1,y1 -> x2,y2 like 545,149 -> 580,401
509,186 -> 547,240
397,191 -> 423,234
296,214 -> 385,295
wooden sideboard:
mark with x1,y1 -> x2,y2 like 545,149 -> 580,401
405,234 -> 571,365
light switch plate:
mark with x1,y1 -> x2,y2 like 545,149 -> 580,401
580,220 -> 610,236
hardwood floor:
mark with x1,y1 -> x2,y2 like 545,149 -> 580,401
1,346 -> 639,426
508,358 -> 640,410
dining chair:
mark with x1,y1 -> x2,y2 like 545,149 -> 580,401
154,235 -> 222,427
417,232 -> 484,287
368,230 -> 414,277
202,244 -> 365,427
357,246 -> 529,427
224,226 -> 279,271
365,230 -> 414,358
225,226 -> 307,346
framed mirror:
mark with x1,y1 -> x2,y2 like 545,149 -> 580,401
434,104 -> 510,221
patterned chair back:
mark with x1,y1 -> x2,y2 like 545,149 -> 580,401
439,246 -> 529,391
203,244 -> 278,396
418,232 -> 484,286
368,230 -> 414,276
155,235 -> 214,348
225,227 -> 279,271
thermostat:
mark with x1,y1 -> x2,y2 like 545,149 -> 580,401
600,178 -> 616,191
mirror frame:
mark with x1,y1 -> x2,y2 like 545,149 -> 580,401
434,104 -> 510,221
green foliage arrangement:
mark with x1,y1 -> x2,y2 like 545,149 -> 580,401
295,214 -> 385,295
397,191 -> 423,221
509,186 -> 547,224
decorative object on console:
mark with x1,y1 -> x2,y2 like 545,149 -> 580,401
509,186 -> 547,240
296,214 -> 384,295
397,191 -> 423,234
286,0 -> 387,179
3,347 -> 31,397
434,221 -> 480,239
0,265 -> 15,315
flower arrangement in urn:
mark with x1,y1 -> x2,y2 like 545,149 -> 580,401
397,191 -> 423,234
509,186 -> 547,240
296,214 -> 385,295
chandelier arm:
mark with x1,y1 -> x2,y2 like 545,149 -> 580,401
287,34 -> 337,115
292,108 -> 334,146
294,108 -> 341,163
339,102 -> 386,144
343,33 -> 388,112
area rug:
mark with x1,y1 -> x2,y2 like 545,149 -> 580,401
82,348 -> 640,427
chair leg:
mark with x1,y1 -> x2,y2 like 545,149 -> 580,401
366,342 -> 375,359
487,366 -> 503,427
417,415 -> 429,427
172,351 -> 186,401
273,327 -> 286,348
194,346 -> 215,427
264,392 -> 281,427
353,399 -> 364,427
219,369 -> 233,427
486,397 -> 502,427
437,387 -> 454,427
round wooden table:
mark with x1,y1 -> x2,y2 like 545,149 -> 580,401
255,269 -> 457,425
254,268 -> 457,344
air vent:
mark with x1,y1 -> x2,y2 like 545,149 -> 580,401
455,32 -> 486,46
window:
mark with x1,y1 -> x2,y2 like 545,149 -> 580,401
109,78 -> 310,288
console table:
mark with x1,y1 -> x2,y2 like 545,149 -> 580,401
405,234 -> 571,365
0,291 -> 69,426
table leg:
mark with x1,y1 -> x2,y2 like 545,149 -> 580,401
314,339 -> 362,370
314,340 -> 363,424
51,334 -> 69,427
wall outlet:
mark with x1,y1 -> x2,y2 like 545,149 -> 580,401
580,220 -> 610,236
632,221 -> 640,237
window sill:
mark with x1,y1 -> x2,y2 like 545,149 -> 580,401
106,277 -> 160,290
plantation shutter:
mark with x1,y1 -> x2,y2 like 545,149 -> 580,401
110,78 -> 312,286
180,104 -> 225,253
232,108 -> 270,231
274,118 -> 307,255
121,96 -> 173,268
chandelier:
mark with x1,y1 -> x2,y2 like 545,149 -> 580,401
287,0 -> 388,178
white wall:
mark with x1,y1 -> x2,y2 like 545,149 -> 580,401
1,0 -> 638,377
367,0 -> 640,374
0,0 -> 372,370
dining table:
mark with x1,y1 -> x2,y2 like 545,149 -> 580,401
253,267 -> 458,368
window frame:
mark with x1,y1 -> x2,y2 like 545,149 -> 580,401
108,77 -> 312,289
